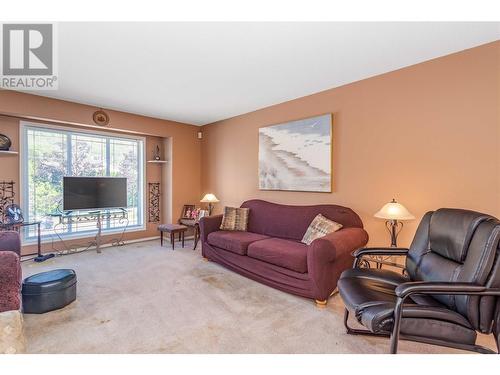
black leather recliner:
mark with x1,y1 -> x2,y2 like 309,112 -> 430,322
338,208 -> 500,354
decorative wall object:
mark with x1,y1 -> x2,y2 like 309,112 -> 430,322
0,181 -> 15,223
0,134 -> 12,151
4,204 -> 24,224
148,183 -> 160,223
92,110 -> 110,126
258,113 -> 332,192
153,145 -> 161,160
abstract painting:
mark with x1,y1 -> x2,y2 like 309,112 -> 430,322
259,114 -> 332,192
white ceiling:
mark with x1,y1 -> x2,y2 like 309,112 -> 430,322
35,22 -> 499,125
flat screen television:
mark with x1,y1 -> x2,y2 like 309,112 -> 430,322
63,177 -> 127,211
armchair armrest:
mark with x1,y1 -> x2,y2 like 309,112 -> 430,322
353,247 -> 409,258
395,281 -> 500,300
388,281 -> 500,354
352,247 -> 409,269
199,214 -> 223,242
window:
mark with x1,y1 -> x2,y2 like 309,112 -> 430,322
21,123 -> 145,241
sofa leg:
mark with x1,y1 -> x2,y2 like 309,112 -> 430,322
315,299 -> 327,308
202,257 -> 209,262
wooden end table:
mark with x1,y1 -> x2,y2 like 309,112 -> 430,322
158,224 -> 188,250
178,218 -> 200,250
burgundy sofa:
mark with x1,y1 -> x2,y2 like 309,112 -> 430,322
0,231 -> 22,313
199,199 -> 369,305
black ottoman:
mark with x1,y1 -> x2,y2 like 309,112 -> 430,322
22,269 -> 77,314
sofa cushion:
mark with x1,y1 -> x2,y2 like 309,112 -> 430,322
301,214 -> 343,245
247,238 -> 308,273
220,206 -> 250,231
207,231 -> 269,255
241,199 -> 364,241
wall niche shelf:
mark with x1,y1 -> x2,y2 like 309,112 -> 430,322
147,160 -> 168,164
0,150 -> 18,155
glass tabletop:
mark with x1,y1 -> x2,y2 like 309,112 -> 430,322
49,208 -> 128,218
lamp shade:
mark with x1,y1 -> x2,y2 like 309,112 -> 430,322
374,199 -> 415,220
200,193 -> 219,203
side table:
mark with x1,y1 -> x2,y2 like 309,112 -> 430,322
158,224 -> 188,250
178,218 -> 200,250
0,221 -> 53,262
358,253 -> 406,274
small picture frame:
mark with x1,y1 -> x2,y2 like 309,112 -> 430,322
198,209 -> 208,220
181,205 -> 196,219
190,208 -> 201,219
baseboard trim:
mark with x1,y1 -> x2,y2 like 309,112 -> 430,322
121,236 -> 160,244
62,235 -> 196,252
62,236 -> 163,252
20,235 -> 198,260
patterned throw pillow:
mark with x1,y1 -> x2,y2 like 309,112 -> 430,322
220,207 -> 250,231
301,214 -> 343,245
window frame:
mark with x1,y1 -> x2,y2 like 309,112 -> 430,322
20,121 -> 146,244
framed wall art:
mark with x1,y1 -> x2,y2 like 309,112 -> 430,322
258,113 -> 332,192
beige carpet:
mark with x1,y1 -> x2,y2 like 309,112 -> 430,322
21,240 -> 496,354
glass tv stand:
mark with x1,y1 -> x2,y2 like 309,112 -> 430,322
49,208 -> 129,254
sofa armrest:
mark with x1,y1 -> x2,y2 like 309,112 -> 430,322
308,227 -> 369,267
0,231 -> 21,257
199,215 -> 223,242
307,227 -> 369,300
0,250 -> 22,313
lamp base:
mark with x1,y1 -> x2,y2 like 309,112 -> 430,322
386,220 -> 404,247
34,253 -> 55,262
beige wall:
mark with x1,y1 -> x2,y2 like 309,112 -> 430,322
201,41 -> 500,247
0,91 -> 202,255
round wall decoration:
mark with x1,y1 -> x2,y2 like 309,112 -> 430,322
0,134 -> 12,151
92,110 -> 110,126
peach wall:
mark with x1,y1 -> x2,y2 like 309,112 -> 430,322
201,41 -> 500,247
1,41 -> 498,254
0,91 -> 202,255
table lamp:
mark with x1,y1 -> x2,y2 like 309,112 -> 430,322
374,199 -> 415,247
200,193 -> 219,215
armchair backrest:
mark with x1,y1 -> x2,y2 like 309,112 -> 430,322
406,208 -> 500,333
0,230 -> 21,256
240,199 -> 364,241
